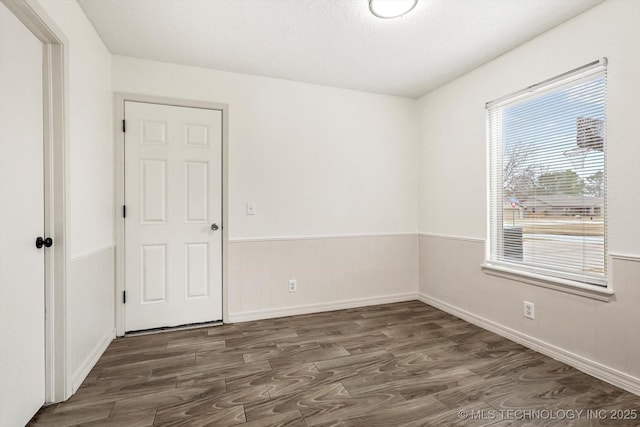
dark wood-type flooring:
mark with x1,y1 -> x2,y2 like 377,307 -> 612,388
30,301 -> 640,426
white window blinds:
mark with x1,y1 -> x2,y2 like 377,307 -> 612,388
487,59 -> 607,286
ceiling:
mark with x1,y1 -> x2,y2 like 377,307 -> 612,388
78,0 -> 602,98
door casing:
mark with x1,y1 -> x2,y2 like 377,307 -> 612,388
114,93 -> 229,336
1,0 -> 70,403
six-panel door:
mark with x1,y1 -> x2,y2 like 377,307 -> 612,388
124,102 -> 222,331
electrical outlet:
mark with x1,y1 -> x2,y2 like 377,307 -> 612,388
288,279 -> 297,293
524,301 -> 535,319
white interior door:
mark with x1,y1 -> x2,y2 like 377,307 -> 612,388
0,3 -> 46,426
124,101 -> 223,332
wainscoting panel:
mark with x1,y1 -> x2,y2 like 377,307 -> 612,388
228,234 -> 418,322
418,233 -> 640,395
69,245 -> 116,392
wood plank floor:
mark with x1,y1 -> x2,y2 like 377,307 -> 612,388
30,301 -> 640,426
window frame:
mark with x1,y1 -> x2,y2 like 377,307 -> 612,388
483,59 -> 612,298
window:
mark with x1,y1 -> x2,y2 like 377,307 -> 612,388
487,59 -> 607,287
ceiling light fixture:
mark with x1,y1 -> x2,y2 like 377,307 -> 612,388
369,0 -> 418,19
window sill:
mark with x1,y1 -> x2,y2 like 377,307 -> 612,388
481,263 -> 614,302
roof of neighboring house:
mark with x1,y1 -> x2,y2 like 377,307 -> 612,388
515,195 -> 604,208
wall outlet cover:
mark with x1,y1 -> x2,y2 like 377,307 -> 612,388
524,301 -> 535,320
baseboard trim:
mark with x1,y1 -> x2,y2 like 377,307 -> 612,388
228,293 -> 418,323
416,293 -> 640,397
71,328 -> 115,393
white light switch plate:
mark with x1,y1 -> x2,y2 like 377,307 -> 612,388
246,202 -> 256,215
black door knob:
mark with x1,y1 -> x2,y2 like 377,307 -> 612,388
36,237 -> 53,249
211,223 -> 219,231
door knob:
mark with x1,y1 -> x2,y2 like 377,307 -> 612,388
211,223 -> 219,231
36,237 -> 53,249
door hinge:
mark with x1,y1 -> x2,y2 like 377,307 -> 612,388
123,291 -> 127,304
122,119 -> 126,133
123,205 -> 126,218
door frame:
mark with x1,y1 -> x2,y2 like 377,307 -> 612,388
114,93 -> 229,336
1,0 -> 70,403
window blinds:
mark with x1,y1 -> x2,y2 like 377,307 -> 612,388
487,60 -> 607,286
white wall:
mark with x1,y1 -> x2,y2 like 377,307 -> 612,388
112,56 -> 420,318
112,56 -> 419,240
418,0 -> 640,390
418,0 -> 640,247
38,0 -> 114,257
36,0 -> 115,394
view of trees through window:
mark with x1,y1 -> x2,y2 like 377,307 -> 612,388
495,73 -> 606,282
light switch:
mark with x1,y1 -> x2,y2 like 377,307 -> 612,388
246,202 -> 256,215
